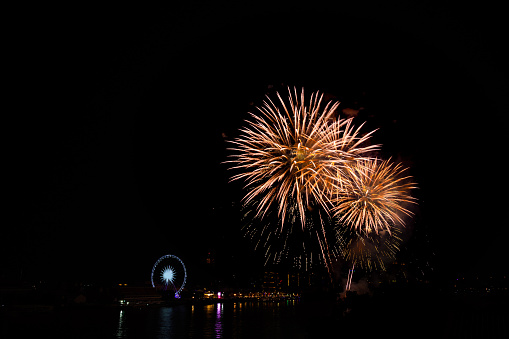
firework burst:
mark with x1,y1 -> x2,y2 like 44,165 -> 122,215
333,158 -> 417,235
228,87 -> 418,276
228,87 -> 378,228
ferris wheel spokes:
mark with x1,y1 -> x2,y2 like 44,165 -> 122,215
151,255 -> 187,298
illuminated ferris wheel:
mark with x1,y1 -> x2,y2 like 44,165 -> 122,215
151,254 -> 187,298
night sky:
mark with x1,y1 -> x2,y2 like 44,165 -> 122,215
8,3 -> 508,286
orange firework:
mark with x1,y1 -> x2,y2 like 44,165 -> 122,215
228,87 -> 418,276
333,158 -> 417,235
228,87 -> 378,228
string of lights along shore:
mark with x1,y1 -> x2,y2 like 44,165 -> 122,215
227,87 -> 417,285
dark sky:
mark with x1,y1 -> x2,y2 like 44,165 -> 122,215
8,3 -> 508,285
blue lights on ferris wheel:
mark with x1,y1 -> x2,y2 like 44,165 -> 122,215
151,254 -> 187,298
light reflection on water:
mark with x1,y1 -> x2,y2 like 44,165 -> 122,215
215,303 -> 223,338
157,307 -> 173,339
115,301 -> 303,339
116,309 -> 126,338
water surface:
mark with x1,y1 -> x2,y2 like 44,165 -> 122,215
3,301 -> 324,339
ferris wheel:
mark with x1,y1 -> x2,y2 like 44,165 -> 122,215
151,254 -> 187,298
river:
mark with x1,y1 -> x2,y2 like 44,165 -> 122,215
2,300 -> 337,339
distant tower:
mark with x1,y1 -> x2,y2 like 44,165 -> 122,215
203,250 -> 217,288
206,251 -> 215,266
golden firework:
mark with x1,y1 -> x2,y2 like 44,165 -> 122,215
228,87 -> 378,228
333,158 -> 417,234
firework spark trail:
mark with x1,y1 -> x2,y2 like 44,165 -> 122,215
316,210 -> 337,280
228,87 -> 379,228
346,262 -> 355,291
333,158 -> 417,235
341,228 -> 400,292
337,226 -> 403,271
241,197 -> 328,270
